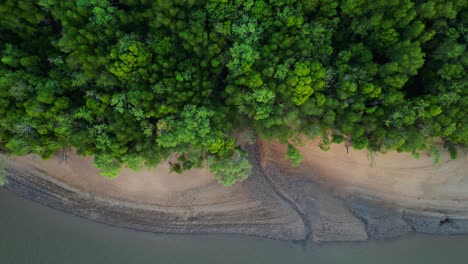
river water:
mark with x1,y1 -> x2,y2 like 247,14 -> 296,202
1,188 -> 467,264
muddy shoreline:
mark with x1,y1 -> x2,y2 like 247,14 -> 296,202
3,144 -> 468,242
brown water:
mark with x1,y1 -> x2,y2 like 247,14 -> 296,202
1,188 -> 467,264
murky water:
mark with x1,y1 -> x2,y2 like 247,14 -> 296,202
1,188 -> 467,264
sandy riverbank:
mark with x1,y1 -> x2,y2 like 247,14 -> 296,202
2,140 -> 468,242
258,139 -> 468,240
260,140 -> 468,213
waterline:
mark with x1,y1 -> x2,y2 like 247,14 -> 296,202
1,188 -> 467,264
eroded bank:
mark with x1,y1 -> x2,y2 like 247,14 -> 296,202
2,141 -> 468,242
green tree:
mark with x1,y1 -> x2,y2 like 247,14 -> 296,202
208,149 -> 252,186
0,0 -> 465,186
285,144 -> 303,167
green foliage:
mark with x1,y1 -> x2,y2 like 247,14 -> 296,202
0,176 -> 6,187
0,0 -> 465,185
94,154 -> 122,179
290,61 -> 326,106
444,142 -> 458,160
0,157 -> 6,186
429,144 -> 441,164
208,149 -> 252,186
286,144 -> 303,167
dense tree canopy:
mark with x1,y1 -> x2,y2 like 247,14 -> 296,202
0,0 -> 466,185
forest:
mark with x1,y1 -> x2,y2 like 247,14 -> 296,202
0,0 -> 466,185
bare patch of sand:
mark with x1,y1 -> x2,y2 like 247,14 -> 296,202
8,151 -> 215,204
